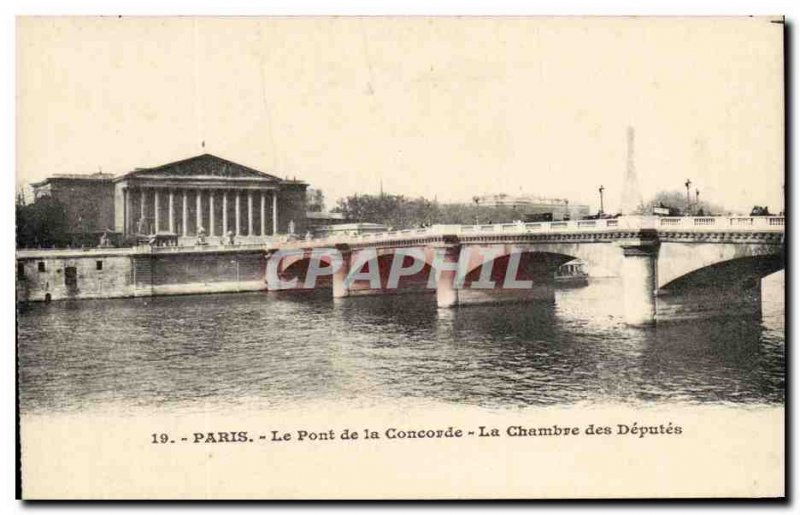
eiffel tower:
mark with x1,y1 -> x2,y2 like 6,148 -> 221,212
619,126 -> 643,215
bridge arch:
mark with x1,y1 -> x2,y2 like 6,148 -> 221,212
459,247 -> 579,288
657,241 -> 785,290
658,254 -> 785,293
345,248 -> 435,293
655,251 -> 784,322
270,250 -> 340,290
453,241 -> 625,284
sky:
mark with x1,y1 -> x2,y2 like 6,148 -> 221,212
16,16 -> 784,213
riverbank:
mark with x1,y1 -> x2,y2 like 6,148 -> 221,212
16,245 -> 268,302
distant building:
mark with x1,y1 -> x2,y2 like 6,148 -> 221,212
314,222 -> 389,238
28,154 -> 309,246
474,193 -> 591,221
306,211 -> 347,236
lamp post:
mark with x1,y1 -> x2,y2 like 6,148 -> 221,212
684,179 -> 692,215
598,185 -> 605,216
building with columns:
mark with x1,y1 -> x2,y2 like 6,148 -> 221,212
29,154 -> 308,247
113,154 -> 308,243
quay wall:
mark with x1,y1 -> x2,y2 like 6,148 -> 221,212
16,247 -> 269,302
16,250 -> 133,302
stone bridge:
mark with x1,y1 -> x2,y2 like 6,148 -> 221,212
268,215 -> 785,325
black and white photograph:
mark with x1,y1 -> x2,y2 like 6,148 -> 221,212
13,14 -> 786,499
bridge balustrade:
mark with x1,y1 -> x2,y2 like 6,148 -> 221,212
658,216 -> 784,231
144,242 -> 268,254
205,215 -> 785,247
285,216 -> 786,248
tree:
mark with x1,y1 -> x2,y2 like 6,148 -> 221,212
333,193 -> 538,229
306,188 -> 325,212
334,193 -> 420,228
16,197 -> 71,248
635,190 -> 724,216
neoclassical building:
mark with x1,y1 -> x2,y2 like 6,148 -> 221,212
32,154 -> 308,245
114,154 -> 307,242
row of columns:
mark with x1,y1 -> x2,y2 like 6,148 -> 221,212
126,188 -> 279,237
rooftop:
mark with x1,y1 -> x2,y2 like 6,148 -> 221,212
31,172 -> 116,185
30,154 -> 309,188
475,193 -> 574,206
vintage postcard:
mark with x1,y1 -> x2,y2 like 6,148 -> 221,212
15,16 -> 785,499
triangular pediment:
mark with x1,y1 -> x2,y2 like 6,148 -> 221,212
120,154 -> 280,181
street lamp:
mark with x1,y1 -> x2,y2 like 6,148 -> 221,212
598,185 -> 605,216
684,179 -> 692,215
472,196 -> 481,225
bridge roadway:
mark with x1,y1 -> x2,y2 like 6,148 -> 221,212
270,215 -> 785,325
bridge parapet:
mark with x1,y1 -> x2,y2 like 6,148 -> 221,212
139,242 -> 268,254
278,216 -> 784,250
657,216 -> 784,231
16,242 -> 273,259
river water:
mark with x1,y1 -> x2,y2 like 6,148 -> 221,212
17,274 -> 784,416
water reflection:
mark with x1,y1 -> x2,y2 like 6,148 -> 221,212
17,277 -> 784,415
